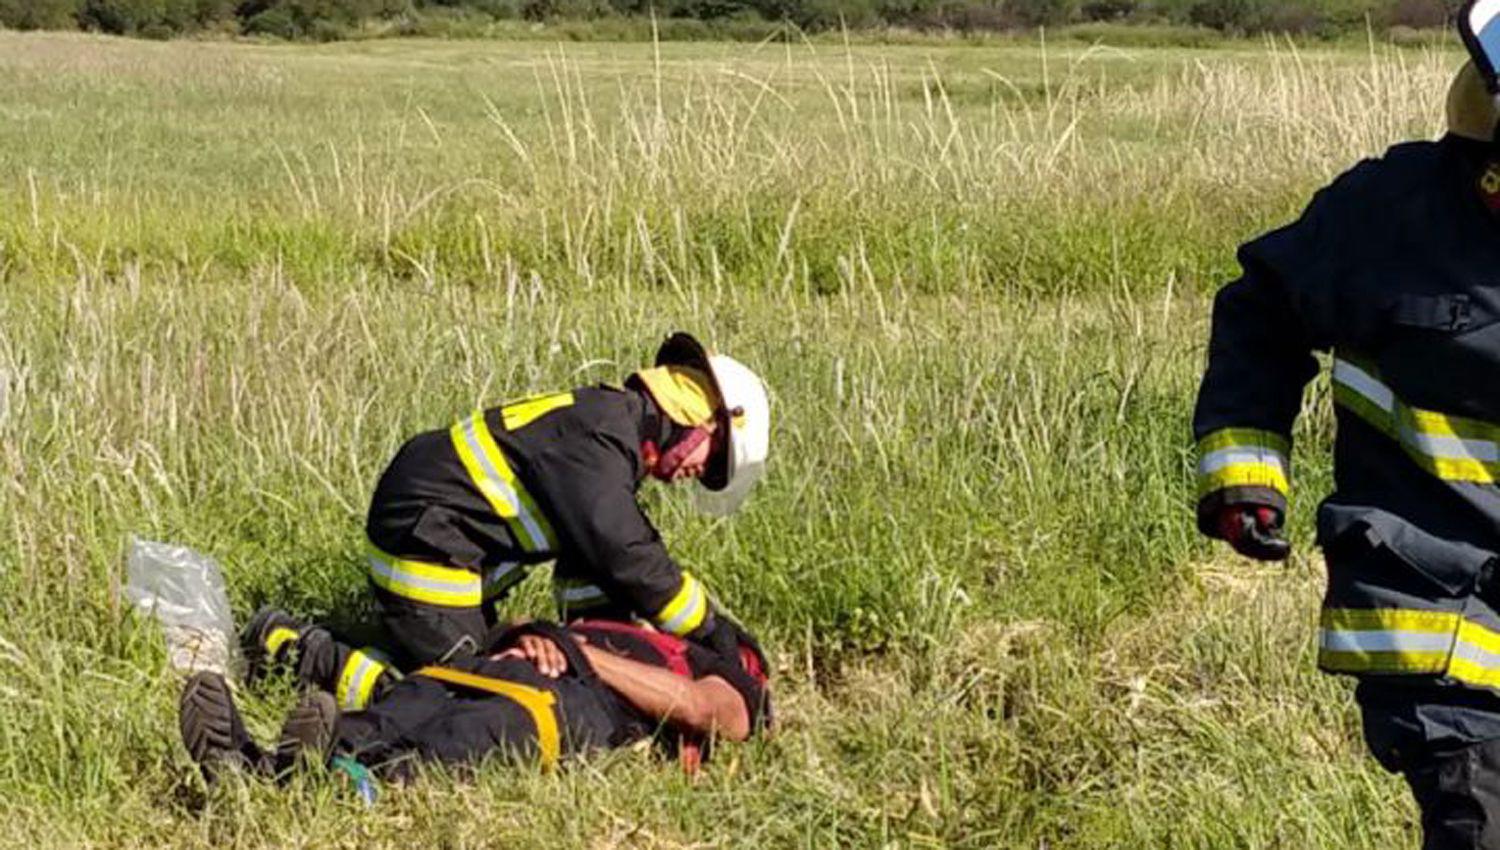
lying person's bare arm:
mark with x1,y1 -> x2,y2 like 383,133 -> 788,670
577,640 -> 751,741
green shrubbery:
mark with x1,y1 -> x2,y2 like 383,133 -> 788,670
0,0 -> 1466,44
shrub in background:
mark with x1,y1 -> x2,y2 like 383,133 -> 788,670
0,0 -> 80,28
1009,0 -> 1077,25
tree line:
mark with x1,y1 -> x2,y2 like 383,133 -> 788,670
0,0 -> 1459,41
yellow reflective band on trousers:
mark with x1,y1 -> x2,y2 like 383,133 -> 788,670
654,573 -> 709,637
501,392 -> 575,431
1195,428 -> 1291,499
264,626 -> 299,658
450,411 -> 558,554
413,666 -> 560,768
1319,608 -> 1500,689
1333,355 -> 1500,484
337,648 -> 392,712
367,544 -> 484,608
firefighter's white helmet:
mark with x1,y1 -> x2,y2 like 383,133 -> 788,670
652,333 -> 770,516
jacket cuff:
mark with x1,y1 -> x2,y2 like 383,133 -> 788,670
652,572 -> 711,637
1195,427 -> 1291,534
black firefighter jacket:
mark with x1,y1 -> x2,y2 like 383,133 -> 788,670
1194,133 -> 1500,719
364,385 -> 712,638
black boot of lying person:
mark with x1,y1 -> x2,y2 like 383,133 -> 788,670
178,671 -> 270,781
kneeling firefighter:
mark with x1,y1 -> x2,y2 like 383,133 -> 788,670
247,332 -> 770,712
1193,9 -> 1500,847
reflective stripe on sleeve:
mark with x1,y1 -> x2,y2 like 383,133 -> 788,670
336,647 -> 392,712
1195,428 -> 1290,498
367,544 -> 483,608
654,573 -> 709,637
414,666 -> 560,768
1332,355 -> 1500,484
450,411 -> 557,553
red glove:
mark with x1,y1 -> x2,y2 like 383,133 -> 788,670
1215,504 -> 1291,562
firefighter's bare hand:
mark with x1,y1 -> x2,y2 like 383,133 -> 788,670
517,634 -> 568,677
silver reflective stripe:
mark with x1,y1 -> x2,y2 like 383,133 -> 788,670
457,416 -> 551,551
1197,446 -> 1288,477
1319,629 -> 1454,654
483,562 -> 523,596
557,583 -> 608,604
1453,637 -> 1500,668
367,552 -> 478,594
1332,359 -> 1395,414
1404,429 -> 1500,463
342,655 -> 379,710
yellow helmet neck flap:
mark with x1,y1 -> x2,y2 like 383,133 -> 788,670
633,366 -> 720,428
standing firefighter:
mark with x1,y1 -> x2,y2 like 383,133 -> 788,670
1193,10 -> 1500,846
247,332 -> 770,712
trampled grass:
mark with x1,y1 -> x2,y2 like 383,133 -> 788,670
0,29 -> 1454,847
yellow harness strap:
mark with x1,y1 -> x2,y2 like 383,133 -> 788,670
413,666 -> 561,769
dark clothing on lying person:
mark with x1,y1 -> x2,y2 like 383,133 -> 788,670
330,620 -> 769,777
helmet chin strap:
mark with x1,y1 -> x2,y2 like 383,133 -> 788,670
645,427 -> 712,481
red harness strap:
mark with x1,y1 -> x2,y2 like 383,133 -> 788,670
574,619 -> 693,674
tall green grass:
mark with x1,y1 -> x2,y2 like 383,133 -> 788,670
0,31 -> 1448,847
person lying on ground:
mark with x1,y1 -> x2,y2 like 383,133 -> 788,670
179,618 -> 771,785
243,332 -> 772,713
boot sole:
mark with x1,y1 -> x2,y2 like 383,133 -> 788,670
179,671 -> 245,771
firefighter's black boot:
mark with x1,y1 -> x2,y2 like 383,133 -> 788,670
241,606 -> 307,684
179,671 -> 269,781
273,689 -> 339,775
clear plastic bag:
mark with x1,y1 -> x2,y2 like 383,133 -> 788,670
121,537 -> 235,676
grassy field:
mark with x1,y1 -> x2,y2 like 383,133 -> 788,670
0,29 -> 1461,847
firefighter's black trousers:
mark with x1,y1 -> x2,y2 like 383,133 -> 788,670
1358,683 -> 1500,849
1402,740 -> 1500,850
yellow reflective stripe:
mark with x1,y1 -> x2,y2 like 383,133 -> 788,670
1448,618 -> 1500,689
414,666 -> 560,768
265,626 -> 299,658
501,392 -> 575,431
1320,607 -> 1500,690
336,648 -> 391,712
366,544 -> 482,608
1195,428 -> 1290,498
1321,607 -> 1458,632
449,411 -> 557,553
1333,356 -> 1500,484
1318,607 -> 1455,674
654,573 -> 708,637
1197,428 -> 1290,456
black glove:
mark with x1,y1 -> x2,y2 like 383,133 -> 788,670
1215,504 -> 1291,562
689,613 -> 764,674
